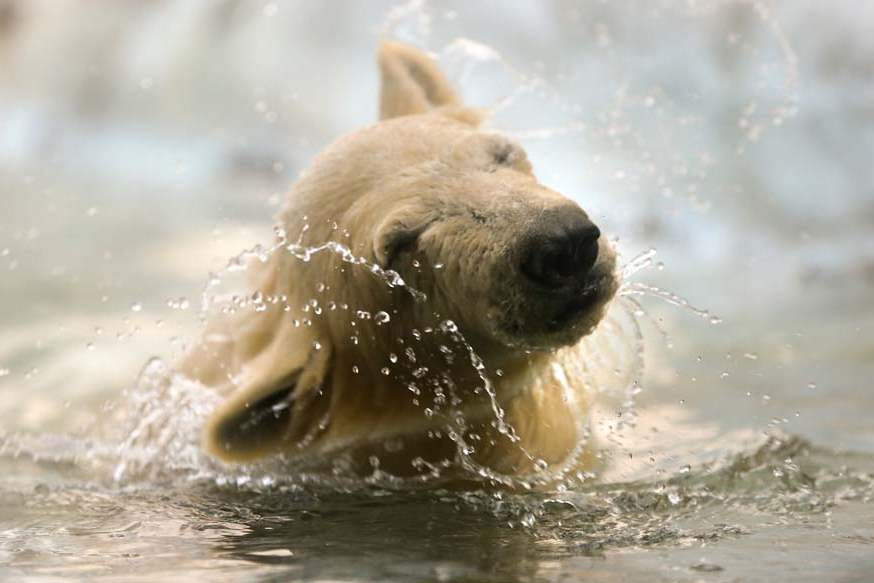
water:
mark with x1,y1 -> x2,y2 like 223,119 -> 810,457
2,0 -> 874,581
2,432 -> 873,581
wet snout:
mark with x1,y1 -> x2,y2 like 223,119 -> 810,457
520,206 -> 601,290
515,204 -> 615,335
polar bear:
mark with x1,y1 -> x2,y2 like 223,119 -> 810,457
180,42 -> 619,487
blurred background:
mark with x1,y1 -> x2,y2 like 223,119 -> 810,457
0,0 -> 872,458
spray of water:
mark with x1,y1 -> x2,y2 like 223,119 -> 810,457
90,230 -> 727,493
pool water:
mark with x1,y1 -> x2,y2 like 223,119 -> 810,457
2,429 -> 873,581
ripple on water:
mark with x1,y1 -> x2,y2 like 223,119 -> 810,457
1,429 -> 873,583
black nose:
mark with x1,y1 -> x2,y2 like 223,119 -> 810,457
520,210 -> 601,289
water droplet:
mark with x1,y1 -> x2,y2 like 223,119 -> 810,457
719,371 -> 729,379
380,367 -> 390,376
312,340 -> 322,351
374,311 -> 390,325
389,353 -> 398,363
351,365 -> 359,374
130,303 -> 142,313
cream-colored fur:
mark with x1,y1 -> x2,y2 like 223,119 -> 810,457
180,41 -> 618,487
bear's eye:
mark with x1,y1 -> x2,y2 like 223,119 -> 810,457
381,228 -> 421,268
493,143 -> 516,166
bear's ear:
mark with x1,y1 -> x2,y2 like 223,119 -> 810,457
378,41 -> 459,120
202,339 -> 333,464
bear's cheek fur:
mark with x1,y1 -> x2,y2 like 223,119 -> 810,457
413,223 -> 506,332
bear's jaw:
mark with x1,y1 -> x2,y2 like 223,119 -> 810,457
481,268 -> 619,353
266,346 -> 584,483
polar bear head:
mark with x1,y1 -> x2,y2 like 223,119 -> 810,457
287,42 -> 618,353
196,42 -> 618,467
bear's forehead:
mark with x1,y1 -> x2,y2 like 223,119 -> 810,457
317,114 -> 532,190
366,115 -> 518,157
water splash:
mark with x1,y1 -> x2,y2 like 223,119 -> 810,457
185,231 -> 612,489
286,240 -> 427,302
48,240 -> 717,491
111,358 -> 223,483
620,248 -> 658,280
618,248 -> 723,325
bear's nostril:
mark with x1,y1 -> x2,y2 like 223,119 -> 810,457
521,222 -> 600,288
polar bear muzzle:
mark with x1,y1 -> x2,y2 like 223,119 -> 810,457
518,206 -> 601,290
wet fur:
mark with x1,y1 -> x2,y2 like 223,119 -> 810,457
180,42 -> 617,485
